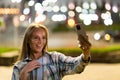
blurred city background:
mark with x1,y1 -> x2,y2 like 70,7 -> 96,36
0,0 -> 120,80
0,0 -> 120,47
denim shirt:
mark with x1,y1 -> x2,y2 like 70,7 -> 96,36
11,51 -> 90,80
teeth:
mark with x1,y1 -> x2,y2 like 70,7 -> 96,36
37,45 -> 41,47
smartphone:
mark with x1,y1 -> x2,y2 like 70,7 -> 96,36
75,23 -> 91,47
75,23 -> 87,39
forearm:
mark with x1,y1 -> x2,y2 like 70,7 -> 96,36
69,54 -> 90,74
82,50 -> 91,61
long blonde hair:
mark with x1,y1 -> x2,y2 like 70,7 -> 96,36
19,22 -> 48,60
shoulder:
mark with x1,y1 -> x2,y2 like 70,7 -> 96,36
47,51 -> 67,58
46,51 -> 65,57
13,60 -> 27,70
45,51 -> 65,61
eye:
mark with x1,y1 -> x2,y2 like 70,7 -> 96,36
31,36 -> 39,42
42,36 -> 46,40
33,36 -> 39,39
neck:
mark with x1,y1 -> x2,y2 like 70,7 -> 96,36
30,52 -> 43,60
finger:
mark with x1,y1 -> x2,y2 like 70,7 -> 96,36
81,46 -> 87,50
30,61 -> 41,67
31,64 -> 40,70
30,62 -> 40,66
26,60 -> 40,70
79,36 -> 90,45
78,35 -> 91,47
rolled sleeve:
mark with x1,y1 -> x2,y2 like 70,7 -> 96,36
56,52 -> 90,75
70,54 -> 90,74
80,53 -> 91,65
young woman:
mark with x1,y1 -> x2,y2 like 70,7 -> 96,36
11,22 -> 91,80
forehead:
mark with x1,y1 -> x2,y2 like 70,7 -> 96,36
31,28 -> 46,35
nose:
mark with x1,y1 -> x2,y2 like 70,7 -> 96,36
37,38 -> 42,43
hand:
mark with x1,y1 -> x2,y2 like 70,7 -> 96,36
20,60 -> 40,80
78,35 -> 91,60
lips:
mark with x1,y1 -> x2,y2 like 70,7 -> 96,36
37,44 -> 41,47
34,45 -> 42,52
36,45 -> 41,49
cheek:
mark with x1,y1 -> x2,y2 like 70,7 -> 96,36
29,41 -> 36,49
43,40 -> 47,46
42,41 -> 47,49
44,40 -> 47,44
29,43 -> 34,49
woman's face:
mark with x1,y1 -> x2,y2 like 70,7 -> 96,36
29,28 -> 47,54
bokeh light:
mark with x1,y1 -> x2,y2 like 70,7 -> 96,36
68,11 -> 75,17
82,9 -> 88,14
83,19 -> 91,25
75,6 -> 82,13
67,18 -> 75,27
45,6 -> 52,12
35,14 -> 46,23
20,15 -> 25,21
51,14 -> 66,21
68,2 -> 75,10
35,3 -> 42,11
82,2 -> 89,9
60,6 -> 68,13
90,2 -> 97,10
112,6 -> 118,13
53,5 -> 60,12
104,18 -> 113,26
94,33 -> 101,40
23,8 -> 30,15
105,3 -> 111,10
28,0 -> 35,6
101,11 -> 111,20
104,34 -> 111,41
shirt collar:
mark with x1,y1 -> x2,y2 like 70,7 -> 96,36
23,51 -> 47,62
24,57 -> 32,62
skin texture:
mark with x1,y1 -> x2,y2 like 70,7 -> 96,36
78,35 -> 91,60
29,28 -> 46,59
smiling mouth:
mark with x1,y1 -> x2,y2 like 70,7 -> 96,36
37,45 -> 41,47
